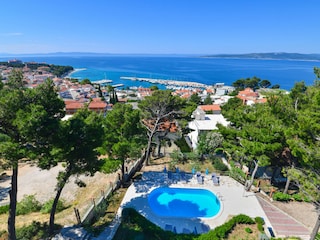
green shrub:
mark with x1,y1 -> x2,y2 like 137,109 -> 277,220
213,158 -> 229,171
214,148 -> 224,154
0,204 -> 9,214
100,158 -> 121,174
245,227 -> 252,233
233,214 -> 255,224
16,195 -> 42,215
303,196 -> 311,202
255,216 -> 265,225
229,161 -> 247,183
16,221 -> 48,240
197,214 -> 255,240
255,216 -> 265,232
292,193 -> 303,202
40,199 -> 67,214
272,192 -> 291,202
174,137 -> 191,152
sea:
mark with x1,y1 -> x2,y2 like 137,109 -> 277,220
1,55 -> 319,91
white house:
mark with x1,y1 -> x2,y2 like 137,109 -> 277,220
187,107 -> 229,149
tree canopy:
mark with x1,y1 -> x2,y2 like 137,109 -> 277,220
0,71 -> 65,239
48,108 -> 105,234
138,90 -> 185,165
104,103 -> 145,179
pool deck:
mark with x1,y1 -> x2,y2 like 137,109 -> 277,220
118,172 -> 271,235
93,171 -> 311,240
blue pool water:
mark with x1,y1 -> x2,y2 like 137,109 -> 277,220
148,187 -> 221,218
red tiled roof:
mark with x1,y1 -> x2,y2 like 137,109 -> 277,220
88,101 -> 107,109
199,104 -> 221,111
65,101 -> 84,110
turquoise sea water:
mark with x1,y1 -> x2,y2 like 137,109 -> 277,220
1,55 -> 319,90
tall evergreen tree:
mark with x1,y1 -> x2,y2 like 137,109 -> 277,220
0,72 -> 64,239
138,90 -> 184,165
48,108 -> 104,234
104,103 -> 145,181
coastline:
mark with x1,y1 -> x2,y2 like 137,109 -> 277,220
66,68 -> 87,78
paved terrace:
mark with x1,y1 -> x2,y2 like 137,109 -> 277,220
116,172 -> 271,236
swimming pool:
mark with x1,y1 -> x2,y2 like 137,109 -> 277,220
148,187 -> 221,218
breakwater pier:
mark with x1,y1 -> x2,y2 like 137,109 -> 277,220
120,76 -> 209,89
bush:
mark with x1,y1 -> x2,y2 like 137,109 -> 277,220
40,199 -> 67,214
0,204 -> 9,214
245,227 -> 252,233
197,214 -> 255,240
16,195 -> 42,215
292,193 -> 303,202
213,158 -> 229,172
255,216 -> 265,225
272,192 -> 291,202
100,158 -> 121,174
16,221 -> 48,240
214,148 -> 224,154
174,137 -> 191,153
233,214 -> 255,224
229,161 -> 247,183
255,217 -> 265,232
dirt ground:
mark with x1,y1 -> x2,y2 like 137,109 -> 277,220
0,163 -> 118,230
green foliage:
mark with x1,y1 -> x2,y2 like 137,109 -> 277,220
174,137 -> 191,152
149,85 -> 159,91
197,214 -> 255,240
0,75 -> 66,238
232,76 -> 264,91
255,217 -> 265,232
213,158 -> 229,172
203,94 -> 213,105
272,192 -> 291,202
245,227 -> 253,233
197,132 -> 224,156
16,195 -> 42,215
189,93 -> 202,104
100,158 -> 122,174
16,221 -> 49,240
40,199 -> 66,214
292,193 -> 303,202
184,151 -> 199,161
228,161 -> 247,184
113,208 -> 194,240
0,204 -> 9,214
169,149 -> 184,162
80,78 -> 91,85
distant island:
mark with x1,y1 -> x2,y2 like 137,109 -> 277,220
2,52 -> 320,61
203,52 -> 320,61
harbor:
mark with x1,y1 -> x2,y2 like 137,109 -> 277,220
120,76 -> 209,89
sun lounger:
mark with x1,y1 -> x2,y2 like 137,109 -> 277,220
212,176 -> 220,186
197,175 -> 204,184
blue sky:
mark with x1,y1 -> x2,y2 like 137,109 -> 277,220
1,0 -> 319,54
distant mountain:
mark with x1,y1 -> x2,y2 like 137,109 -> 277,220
203,52 -> 320,61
